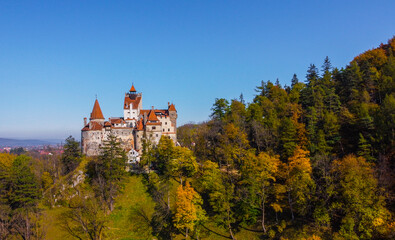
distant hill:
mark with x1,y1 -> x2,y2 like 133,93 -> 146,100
0,138 -> 62,147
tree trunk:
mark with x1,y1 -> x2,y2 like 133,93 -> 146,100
167,189 -> 171,210
261,185 -> 266,233
288,190 -> 294,220
228,223 -> 236,240
26,213 -> 30,240
227,209 -> 236,240
185,227 -> 188,239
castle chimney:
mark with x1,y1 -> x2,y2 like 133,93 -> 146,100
168,102 -> 170,107
152,106 -> 154,110
84,117 -> 87,126
144,112 -> 147,125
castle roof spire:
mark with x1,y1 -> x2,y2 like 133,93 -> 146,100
168,103 -> 176,111
147,107 -> 159,121
129,84 -> 136,92
90,99 -> 105,120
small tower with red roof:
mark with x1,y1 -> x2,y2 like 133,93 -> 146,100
81,98 -> 106,155
168,102 -> 177,132
90,99 -> 105,122
124,84 -> 142,127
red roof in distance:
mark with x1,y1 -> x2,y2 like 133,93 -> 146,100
129,84 -> 136,92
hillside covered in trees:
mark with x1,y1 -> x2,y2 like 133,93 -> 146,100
0,37 -> 394,240
176,36 -> 395,239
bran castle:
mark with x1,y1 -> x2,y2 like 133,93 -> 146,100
81,84 -> 177,160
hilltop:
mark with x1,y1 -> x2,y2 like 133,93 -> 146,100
0,138 -> 62,147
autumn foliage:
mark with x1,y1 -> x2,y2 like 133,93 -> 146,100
174,36 -> 395,239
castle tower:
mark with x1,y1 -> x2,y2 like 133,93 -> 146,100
124,84 -> 142,126
81,99 -> 105,156
90,99 -> 105,122
168,103 -> 177,130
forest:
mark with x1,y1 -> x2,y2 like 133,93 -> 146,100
0,37 -> 394,240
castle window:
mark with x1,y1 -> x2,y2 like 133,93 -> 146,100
152,126 -> 156,130
156,134 -> 158,137
168,128 -> 170,131
165,122 -> 167,125
163,129 -> 164,132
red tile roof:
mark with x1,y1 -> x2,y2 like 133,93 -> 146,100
104,121 -> 112,127
124,96 -> 142,110
82,121 -> 104,131
147,109 -> 159,121
140,109 -> 169,116
146,122 -> 161,125
168,103 -> 176,111
136,119 -> 144,130
129,84 -> 136,92
90,121 -> 103,130
110,118 -> 125,124
90,99 -> 105,120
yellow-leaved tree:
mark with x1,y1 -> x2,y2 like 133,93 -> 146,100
285,146 -> 315,220
173,181 -> 206,239
331,155 -> 390,239
240,151 -> 281,233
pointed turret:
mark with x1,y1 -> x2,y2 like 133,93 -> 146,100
90,99 -> 105,120
168,103 -> 176,111
168,102 -> 177,131
147,107 -> 159,121
136,118 -> 144,130
129,84 -> 136,92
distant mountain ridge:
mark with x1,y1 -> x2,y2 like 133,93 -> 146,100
0,138 -> 62,147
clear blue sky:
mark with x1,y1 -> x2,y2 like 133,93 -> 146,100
0,1 -> 394,140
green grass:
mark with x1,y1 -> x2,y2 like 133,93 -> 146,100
42,175 -> 156,240
41,174 -> 262,240
41,206 -> 73,240
107,175 -> 156,240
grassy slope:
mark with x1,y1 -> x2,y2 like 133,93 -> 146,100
43,175 -> 155,240
43,174 -> 260,240
107,175 -> 156,240
43,206 -> 74,240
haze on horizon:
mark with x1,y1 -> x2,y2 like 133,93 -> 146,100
0,0 -> 394,140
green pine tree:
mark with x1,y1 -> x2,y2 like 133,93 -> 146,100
61,135 -> 82,175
